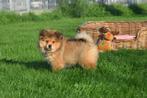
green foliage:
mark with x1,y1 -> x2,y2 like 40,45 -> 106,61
0,11 -> 63,24
41,9 -> 63,20
0,11 -> 20,24
106,4 -> 134,16
129,4 -> 145,15
58,0 -> 71,16
58,0 -> 89,17
27,13 -> 42,21
128,3 -> 147,15
140,3 -> 147,11
85,4 -> 111,17
57,1 -> 147,17
71,0 -> 88,17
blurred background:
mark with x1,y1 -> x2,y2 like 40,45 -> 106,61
0,0 -> 147,24
0,0 -> 147,14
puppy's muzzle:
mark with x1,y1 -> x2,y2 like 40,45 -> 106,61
48,44 -> 52,49
46,44 -> 52,51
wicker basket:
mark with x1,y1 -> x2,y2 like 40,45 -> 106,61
78,21 -> 147,49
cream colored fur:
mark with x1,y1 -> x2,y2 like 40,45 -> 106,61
39,29 -> 99,71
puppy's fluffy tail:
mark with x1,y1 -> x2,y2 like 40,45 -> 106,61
75,32 -> 94,43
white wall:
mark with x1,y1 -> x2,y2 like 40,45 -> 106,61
11,0 -> 28,11
0,0 -> 2,9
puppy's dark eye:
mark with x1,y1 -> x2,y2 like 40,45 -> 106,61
52,41 -> 55,43
46,40 -> 48,43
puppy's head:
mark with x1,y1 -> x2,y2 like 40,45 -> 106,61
39,29 -> 64,53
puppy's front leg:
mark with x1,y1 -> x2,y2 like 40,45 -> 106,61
51,58 -> 64,71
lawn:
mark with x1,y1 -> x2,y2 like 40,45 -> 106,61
0,16 -> 147,98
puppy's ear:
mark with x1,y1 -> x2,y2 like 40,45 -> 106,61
39,29 -> 47,36
39,29 -> 48,40
59,33 -> 64,40
55,32 -> 64,40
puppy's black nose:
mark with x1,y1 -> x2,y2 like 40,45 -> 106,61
48,44 -> 52,49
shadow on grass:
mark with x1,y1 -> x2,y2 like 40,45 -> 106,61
0,58 -> 85,72
0,58 -> 52,71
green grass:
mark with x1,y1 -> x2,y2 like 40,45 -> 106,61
0,16 -> 147,98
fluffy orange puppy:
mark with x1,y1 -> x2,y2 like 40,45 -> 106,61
38,29 -> 99,71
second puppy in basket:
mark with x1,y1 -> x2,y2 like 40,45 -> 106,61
38,29 -> 99,71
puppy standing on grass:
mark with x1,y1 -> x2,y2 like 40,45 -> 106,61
38,29 -> 99,71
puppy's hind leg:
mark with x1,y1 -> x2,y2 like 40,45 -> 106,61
82,62 -> 97,69
80,48 -> 98,69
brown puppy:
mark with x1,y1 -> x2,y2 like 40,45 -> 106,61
38,29 -> 99,71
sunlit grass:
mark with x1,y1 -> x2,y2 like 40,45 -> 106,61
0,17 -> 147,98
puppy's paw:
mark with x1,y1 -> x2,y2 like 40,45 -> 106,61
81,63 -> 97,70
52,64 -> 64,72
